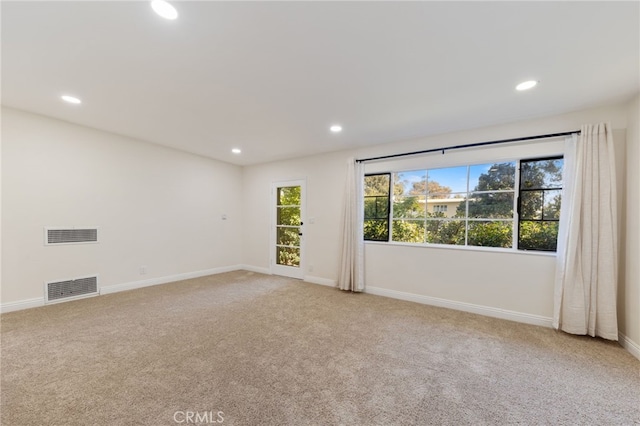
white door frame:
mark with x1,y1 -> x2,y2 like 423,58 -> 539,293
270,179 -> 306,279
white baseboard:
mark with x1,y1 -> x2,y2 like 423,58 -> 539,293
3,270 -> 639,361
240,265 -> 272,275
100,265 -> 242,295
365,286 -> 553,328
619,332 -> 640,361
304,275 -> 336,287
2,265 -> 245,313
1,297 -> 45,313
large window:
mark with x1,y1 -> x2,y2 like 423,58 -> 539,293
363,157 -> 564,252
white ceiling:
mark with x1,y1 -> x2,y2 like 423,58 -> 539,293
2,1 -> 639,166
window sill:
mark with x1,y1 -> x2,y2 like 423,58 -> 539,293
364,240 -> 557,257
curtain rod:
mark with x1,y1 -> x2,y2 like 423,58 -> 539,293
355,130 -> 581,163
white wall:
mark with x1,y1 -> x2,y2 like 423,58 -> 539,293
242,102 -> 632,330
2,98 -> 637,356
621,94 -> 640,352
242,150 -> 347,280
1,107 -> 242,309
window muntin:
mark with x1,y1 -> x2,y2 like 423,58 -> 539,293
364,173 -> 391,241
364,157 -> 564,252
517,157 -> 563,251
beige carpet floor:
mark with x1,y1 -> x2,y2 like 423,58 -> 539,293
1,271 -> 639,425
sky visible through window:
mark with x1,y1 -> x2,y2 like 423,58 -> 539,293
397,164 -> 496,195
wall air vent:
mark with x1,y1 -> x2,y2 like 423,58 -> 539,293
45,275 -> 99,303
45,227 -> 98,245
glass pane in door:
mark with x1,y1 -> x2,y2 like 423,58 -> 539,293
276,186 -> 301,267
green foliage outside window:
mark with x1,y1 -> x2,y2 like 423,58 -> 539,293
392,220 -> 425,243
277,186 -> 301,225
276,186 -> 301,266
364,219 -> 389,241
426,220 -> 465,245
518,221 -> 560,251
468,221 -> 513,248
277,247 -> 300,267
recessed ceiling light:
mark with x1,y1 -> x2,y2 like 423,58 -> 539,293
330,125 -> 343,133
61,95 -> 82,104
231,148 -> 242,154
151,0 -> 178,20
516,80 -> 538,91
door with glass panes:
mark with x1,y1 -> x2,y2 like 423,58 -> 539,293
271,180 -> 305,279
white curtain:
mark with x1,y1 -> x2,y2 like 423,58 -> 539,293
553,123 -> 618,340
337,158 -> 365,292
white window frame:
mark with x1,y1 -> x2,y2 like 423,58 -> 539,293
363,139 -> 565,256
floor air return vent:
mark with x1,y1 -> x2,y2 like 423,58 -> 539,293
46,276 -> 99,303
